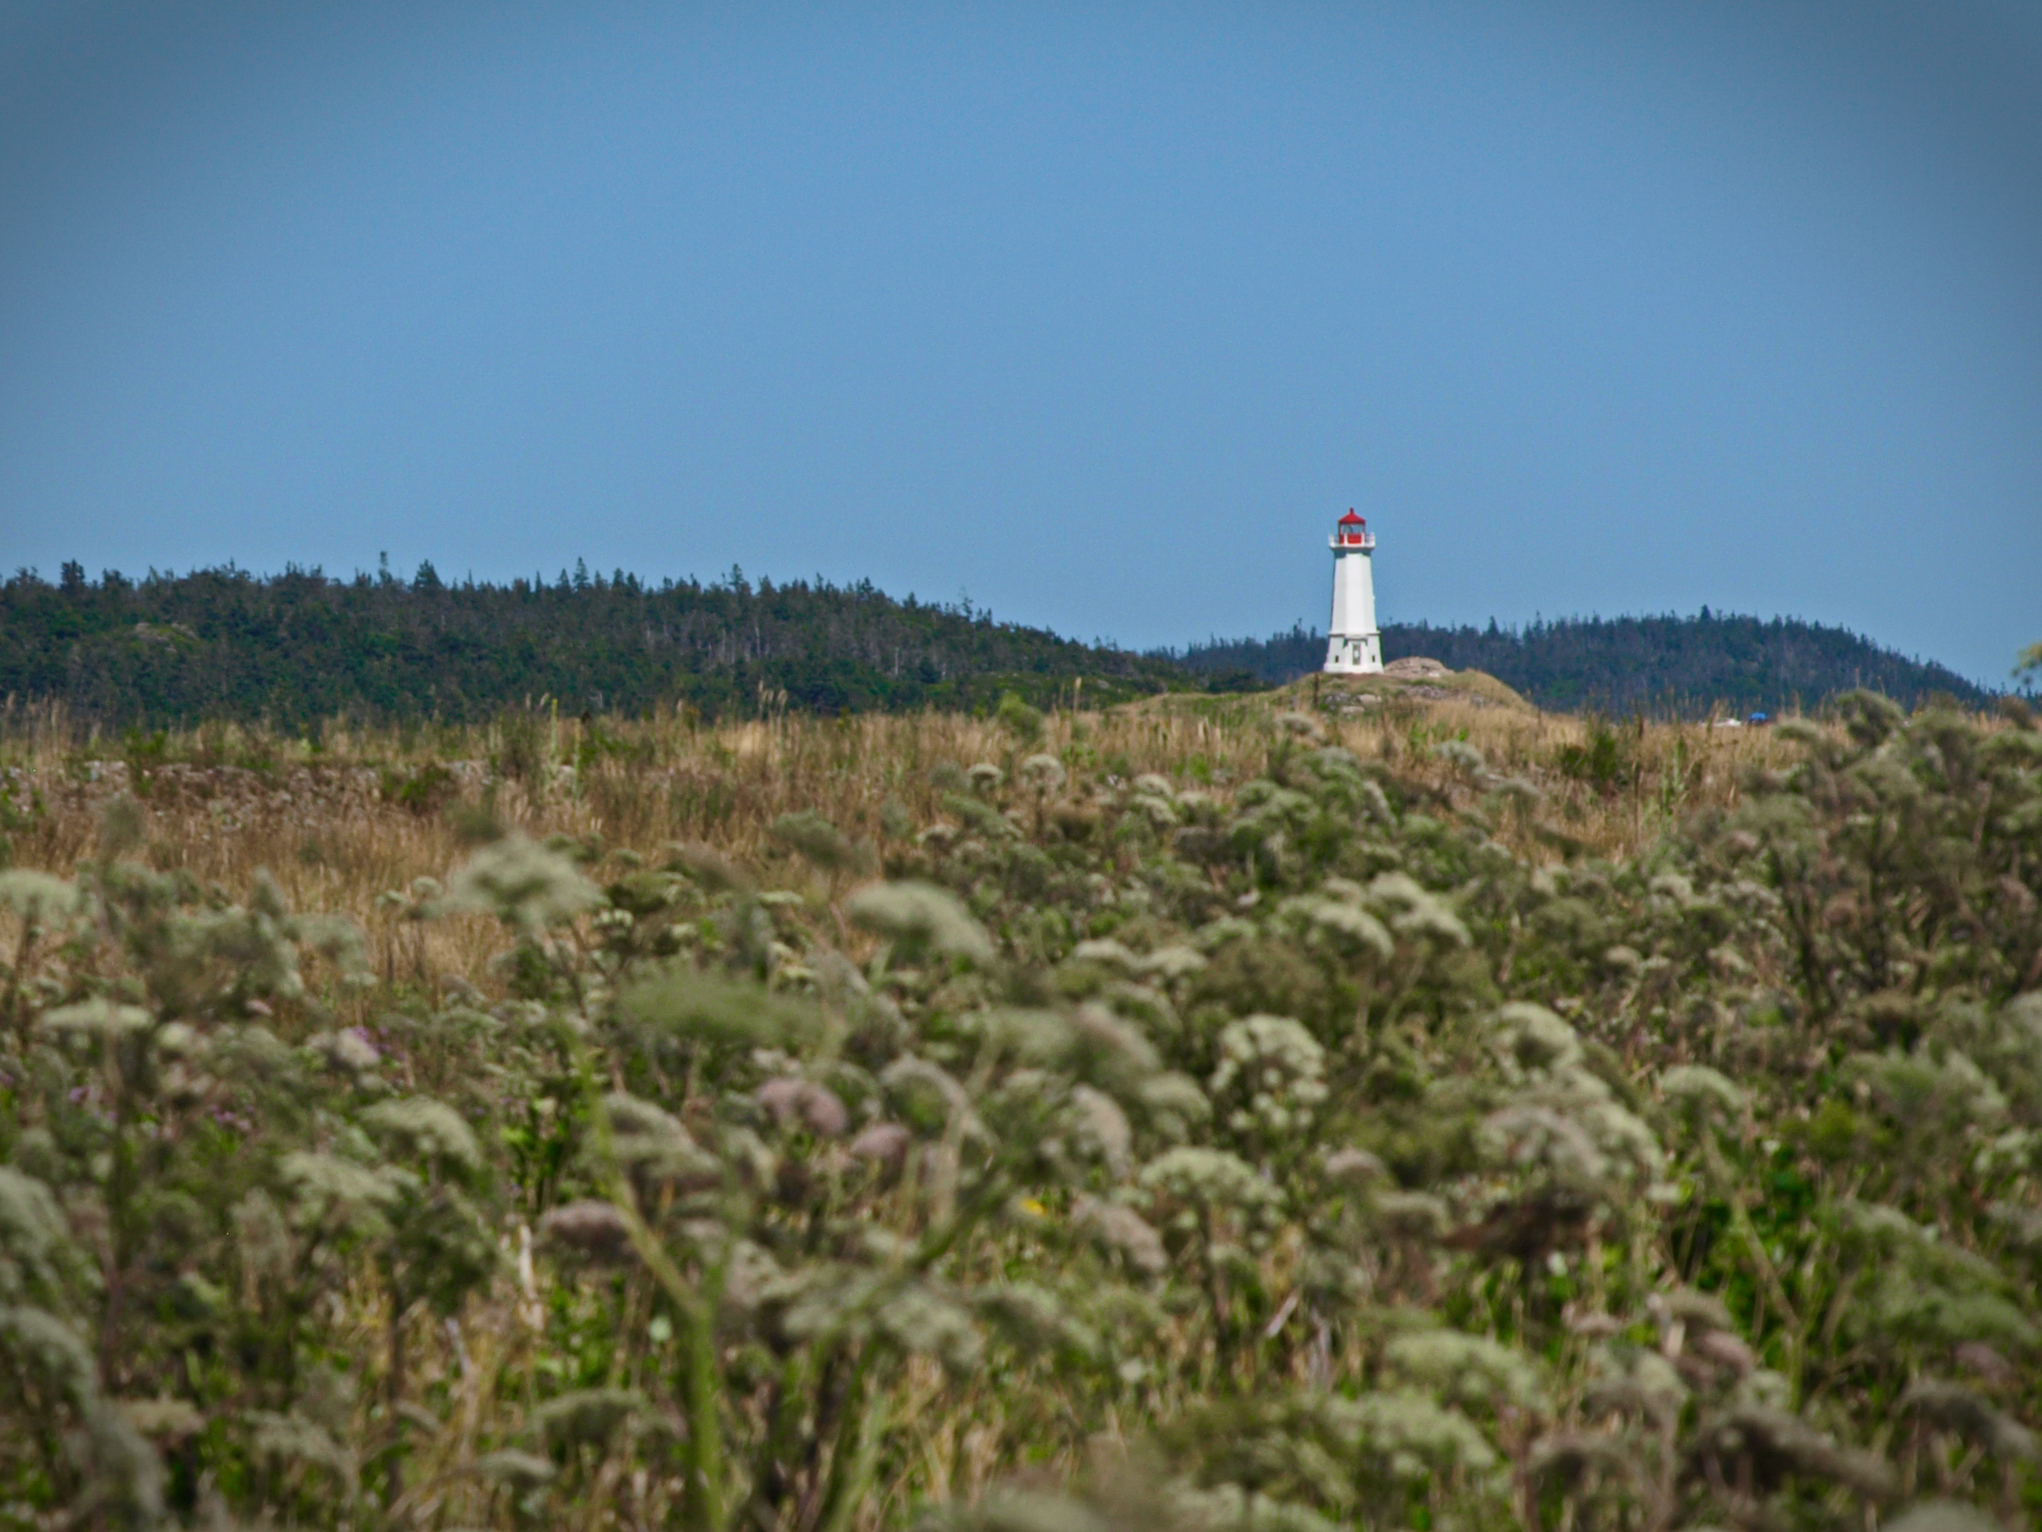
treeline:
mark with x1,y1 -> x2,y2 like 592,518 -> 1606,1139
0,561 -> 1185,728
1174,611 -> 1999,716
1,562 -> 2001,728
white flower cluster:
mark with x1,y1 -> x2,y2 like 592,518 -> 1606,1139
1209,1014 -> 1329,1140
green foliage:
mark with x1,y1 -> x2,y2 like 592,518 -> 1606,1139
13,568 -> 1997,730
0,770 -> 44,867
0,696 -> 2038,1532
378,760 -> 459,815
997,690 -> 1047,747
1177,614 -> 2000,716
770,810 -> 872,875
0,567 -> 1187,727
1553,716 -> 1637,797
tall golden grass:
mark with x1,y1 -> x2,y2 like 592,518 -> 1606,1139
0,690 -> 1819,991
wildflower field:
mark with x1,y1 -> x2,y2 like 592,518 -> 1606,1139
1,679 -> 2039,1532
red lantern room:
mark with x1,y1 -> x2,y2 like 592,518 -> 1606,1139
1334,509 -> 1373,549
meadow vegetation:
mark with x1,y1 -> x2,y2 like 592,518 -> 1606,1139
0,681 -> 2038,1532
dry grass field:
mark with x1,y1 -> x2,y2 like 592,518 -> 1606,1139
0,679 -> 1810,994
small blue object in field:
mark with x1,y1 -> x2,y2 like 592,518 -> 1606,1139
1749,712 -> 1770,726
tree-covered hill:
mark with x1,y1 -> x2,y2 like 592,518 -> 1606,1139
0,563 -> 2002,728
1174,611 -> 1999,716
0,561 -> 1185,727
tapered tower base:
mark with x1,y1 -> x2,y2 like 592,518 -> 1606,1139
1324,632 -> 1383,674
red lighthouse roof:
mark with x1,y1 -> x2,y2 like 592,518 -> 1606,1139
1332,508 -> 1375,549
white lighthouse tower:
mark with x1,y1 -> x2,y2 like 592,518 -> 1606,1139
1323,509 -> 1383,674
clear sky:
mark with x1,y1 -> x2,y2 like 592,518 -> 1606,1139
3,2 -> 2039,684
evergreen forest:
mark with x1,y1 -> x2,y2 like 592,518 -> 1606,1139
0,563 -> 1182,729
0,563 -> 2004,729
1174,614 -> 1999,717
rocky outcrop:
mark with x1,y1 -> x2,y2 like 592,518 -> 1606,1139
1382,656 -> 1452,680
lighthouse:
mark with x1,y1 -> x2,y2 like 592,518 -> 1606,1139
1323,510 -> 1383,674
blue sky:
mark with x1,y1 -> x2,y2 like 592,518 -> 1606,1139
2,2 -> 2039,683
